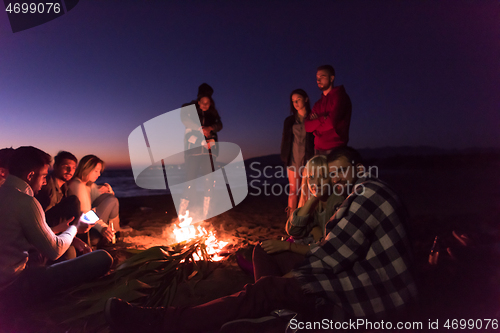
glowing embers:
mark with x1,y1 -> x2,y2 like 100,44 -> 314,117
172,211 -> 228,262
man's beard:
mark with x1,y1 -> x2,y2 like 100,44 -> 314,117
58,173 -> 72,181
319,83 -> 331,91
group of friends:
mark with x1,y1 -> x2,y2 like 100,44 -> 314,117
0,147 -> 121,313
0,64 -> 418,332
105,66 -> 418,332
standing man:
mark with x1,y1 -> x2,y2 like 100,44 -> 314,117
305,65 -> 352,155
0,147 -> 113,312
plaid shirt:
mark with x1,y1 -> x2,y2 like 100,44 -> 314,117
292,176 -> 417,318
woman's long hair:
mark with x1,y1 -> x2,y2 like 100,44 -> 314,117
289,89 -> 312,120
297,155 -> 328,208
74,155 -> 105,184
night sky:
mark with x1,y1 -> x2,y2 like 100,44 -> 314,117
1,1 -> 499,167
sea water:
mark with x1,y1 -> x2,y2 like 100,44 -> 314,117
96,168 -> 172,198
98,165 -> 249,198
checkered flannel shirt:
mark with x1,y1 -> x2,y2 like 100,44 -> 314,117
292,176 -> 417,318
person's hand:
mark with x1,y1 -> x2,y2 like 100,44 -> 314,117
307,192 -> 321,203
261,240 -> 290,254
297,195 -> 320,217
101,226 -> 115,243
71,237 -> 92,254
75,215 -> 92,234
51,216 -> 74,234
304,194 -> 320,209
104,183 -> 114,195
202,126 -> 212,137
99,183 -> 114,195
309,113 -> 318,120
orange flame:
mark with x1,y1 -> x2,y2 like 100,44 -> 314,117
173,211 -> 228,261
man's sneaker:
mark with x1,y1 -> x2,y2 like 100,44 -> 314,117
105,297 -> 165,333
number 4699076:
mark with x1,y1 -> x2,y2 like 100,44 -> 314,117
444,319 -> 498,330
5,2 -> 61,14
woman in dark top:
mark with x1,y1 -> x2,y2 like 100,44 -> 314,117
280,89 -> 315,217
180,83 -> 223,219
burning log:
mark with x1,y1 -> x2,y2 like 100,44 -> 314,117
169,210 -> 228,262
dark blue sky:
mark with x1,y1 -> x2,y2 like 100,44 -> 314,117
1,1 -> 499,166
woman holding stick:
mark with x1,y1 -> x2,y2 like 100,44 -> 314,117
179,83 -> 223,219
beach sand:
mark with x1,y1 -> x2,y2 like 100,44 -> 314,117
3,163 -> 500,332
116,191 -> 289,308
107,164 -> 500,330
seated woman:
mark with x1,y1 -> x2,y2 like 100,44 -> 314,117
67,155 -> 118,246
253,155 -> 345,281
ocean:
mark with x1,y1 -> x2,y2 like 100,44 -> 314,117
97,168 -> 170,198
99,164 -> 251,198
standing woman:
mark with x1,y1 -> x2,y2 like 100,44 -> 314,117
280,89 -> 315,216
179,83 -> 223,219
67,155 -> 119,246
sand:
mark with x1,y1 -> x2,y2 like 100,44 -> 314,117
3,163 -> 500,332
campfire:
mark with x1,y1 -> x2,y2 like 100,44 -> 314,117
171,210 -> 228,262
121,209 -> 232,262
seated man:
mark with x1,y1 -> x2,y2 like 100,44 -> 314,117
0,146 -> 113,312
35,151 -> 90,259
36,151 -> 78,213
0,147 -> 14,187
293,146 -> 417,319
105,146 -> 417,332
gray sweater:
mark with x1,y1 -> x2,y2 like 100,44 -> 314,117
0,175 -> 76,290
